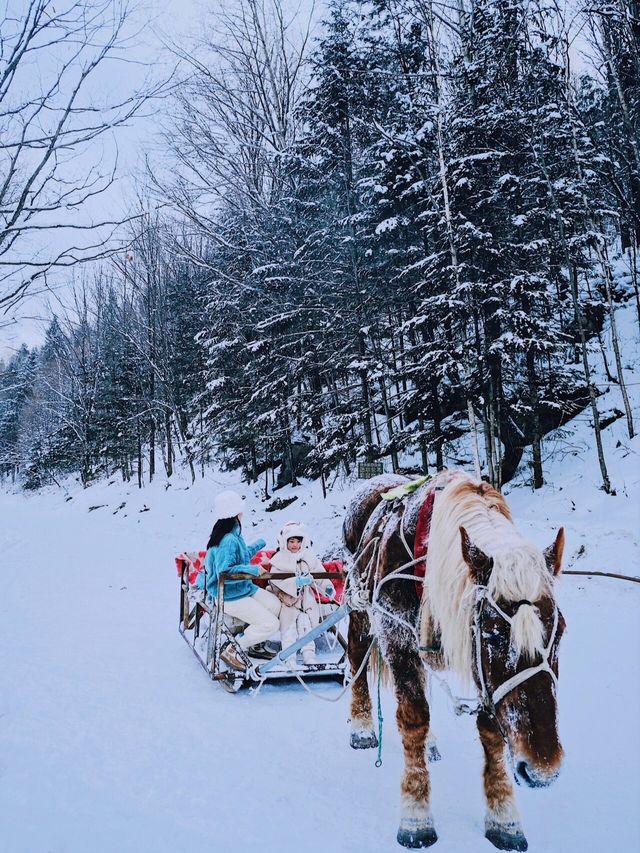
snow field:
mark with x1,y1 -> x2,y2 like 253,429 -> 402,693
1,301 -> 639,852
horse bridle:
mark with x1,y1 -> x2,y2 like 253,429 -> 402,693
472,585 -> 560,716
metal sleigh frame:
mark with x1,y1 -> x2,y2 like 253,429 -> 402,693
178,561 -> 350,692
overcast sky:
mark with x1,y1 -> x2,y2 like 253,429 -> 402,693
0,0 -> 327,360
0,0 -> 596,361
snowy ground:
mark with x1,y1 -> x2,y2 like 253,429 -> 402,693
2,307 -> 639,852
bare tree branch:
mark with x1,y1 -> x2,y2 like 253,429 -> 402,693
0,0 -> 172,311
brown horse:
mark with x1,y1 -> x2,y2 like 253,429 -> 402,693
343,470 -> 565,851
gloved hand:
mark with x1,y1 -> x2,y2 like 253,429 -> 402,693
296,573 -> 313,588
323,580 -> 336,598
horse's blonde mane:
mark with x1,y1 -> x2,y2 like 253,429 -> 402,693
420,473 -> 553,681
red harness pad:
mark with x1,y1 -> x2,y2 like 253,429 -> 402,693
413,490 -> 436,599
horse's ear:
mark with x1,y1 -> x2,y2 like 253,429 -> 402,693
460,526 -> 493,585
544,527 -> 565,577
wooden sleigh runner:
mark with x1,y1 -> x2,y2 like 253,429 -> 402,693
176,553 -> 350,693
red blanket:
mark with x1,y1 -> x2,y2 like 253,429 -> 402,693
175,551 -> 206,585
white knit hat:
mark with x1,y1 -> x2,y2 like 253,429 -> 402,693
213,490 -> 245,520
277,520 -> 309,550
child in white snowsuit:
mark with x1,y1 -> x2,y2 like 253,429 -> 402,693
268,521 -> 335,666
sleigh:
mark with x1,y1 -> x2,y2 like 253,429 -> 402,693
176,550 -> 349,692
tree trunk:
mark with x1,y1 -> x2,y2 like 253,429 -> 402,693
596,252 -> 634,438
431,380 -> 443,470
251,442 -> 258,484
358,333 -> 374,461
526,348 -> 544,489
467,399 -> 482,479
137,418 -> 143,489
571,266 -> 611,493
149,416 -> 155,482
165,410 -> 173,478
378,377 -> 399,472
483,402 -> 496,486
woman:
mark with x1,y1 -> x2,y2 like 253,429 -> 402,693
202,490 -> 281,671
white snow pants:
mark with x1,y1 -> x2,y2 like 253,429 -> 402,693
279,596 -> 320,656
224,587 -> 281,650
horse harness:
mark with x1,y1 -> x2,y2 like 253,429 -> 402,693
387,482 -> 562,726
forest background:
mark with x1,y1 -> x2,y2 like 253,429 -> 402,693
1,0 -> 638,497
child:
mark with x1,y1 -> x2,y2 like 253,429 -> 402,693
267,521 -> 335,666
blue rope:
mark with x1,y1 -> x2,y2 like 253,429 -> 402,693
375,646 -> 383,767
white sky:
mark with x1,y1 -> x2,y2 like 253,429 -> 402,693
0,0 -> 324,360
0,0 -> 600,362
0,0 -> 199,359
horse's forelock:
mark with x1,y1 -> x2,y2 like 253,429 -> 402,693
509,605 -> 547,663
489,544 -> 551,603
449,478 -> 512,523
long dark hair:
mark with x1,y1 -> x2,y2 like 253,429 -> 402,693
207,516 -> 240,550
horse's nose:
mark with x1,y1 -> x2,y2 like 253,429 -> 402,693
516,760 -> 559,788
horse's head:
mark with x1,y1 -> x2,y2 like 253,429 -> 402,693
460,526 -> 566,788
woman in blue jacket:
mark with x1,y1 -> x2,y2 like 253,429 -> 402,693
203,490 -> 280,671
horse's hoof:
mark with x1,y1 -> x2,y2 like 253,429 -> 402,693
485,827 -> 528,851
350,730 -> 378,749
396,826 -> 438,848
428,742 -> 441,763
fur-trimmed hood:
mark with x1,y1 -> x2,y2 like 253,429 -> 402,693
276,520 -> 310,552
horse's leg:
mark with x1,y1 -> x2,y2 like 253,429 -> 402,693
423,673 -> 441,763
387,644 -> 437,848
348,610 -> 378,749
418,601 -> 441,764
477,711 -> 528,852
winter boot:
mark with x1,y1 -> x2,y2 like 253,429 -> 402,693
220,643 -> 247,672
247,642 -> 277,660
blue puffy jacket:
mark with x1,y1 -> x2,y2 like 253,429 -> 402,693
200,524 -> 266,601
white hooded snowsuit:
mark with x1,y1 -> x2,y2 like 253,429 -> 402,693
268,522 -> 332,662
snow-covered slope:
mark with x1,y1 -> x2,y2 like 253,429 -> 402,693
1,305 -> 639,853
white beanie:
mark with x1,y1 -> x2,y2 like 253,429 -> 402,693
213,490 -> 245,520
277,520 -> 309,550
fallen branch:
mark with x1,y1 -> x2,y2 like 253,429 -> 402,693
564,570 -> 640,584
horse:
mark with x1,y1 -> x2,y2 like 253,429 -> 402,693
343,469 -> 565,851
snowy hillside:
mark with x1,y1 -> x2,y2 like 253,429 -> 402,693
1,297 -> 639,853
